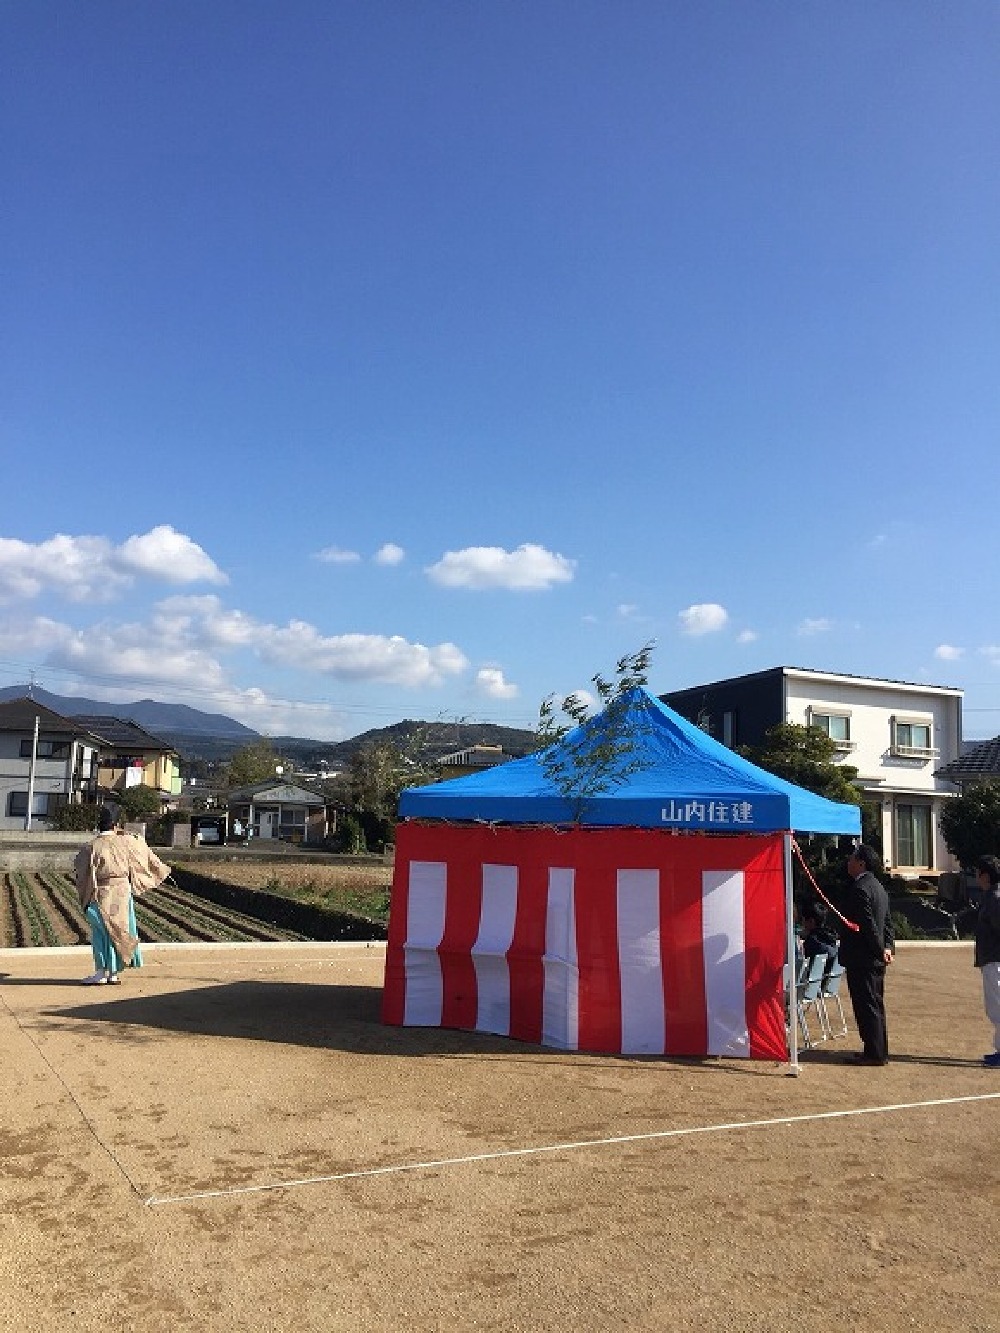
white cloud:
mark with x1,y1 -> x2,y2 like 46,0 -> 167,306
0,534 -> 126,603
979,645 -> 1000,664
374,543 -> 405,566
796,617 -> 833,636
154,596 -> 259,648
154,596 -> 469,687
737,629 -> 758,644
261,623 -> 468,686
0,527 -> 225,604
117,525 -> 227,585
1,612 -> 230,691
0,588 -> 471,704
934,644 -> 964,661
617,603 -> 639,619
189,687 -> 352,742
0,614 -> 76,655
678,603 -> 728,636
426,543 -> 576,591
476,666 -> 519,700
60,624 -> 228,690
314,545 -> 361,564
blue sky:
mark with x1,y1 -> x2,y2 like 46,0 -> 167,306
3,2 -> 999,741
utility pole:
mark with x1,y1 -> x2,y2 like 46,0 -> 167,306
25,715 -> 39,831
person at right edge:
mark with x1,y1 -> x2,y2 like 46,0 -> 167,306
956,854 -> 1000,1068
837,843 -> 894,1066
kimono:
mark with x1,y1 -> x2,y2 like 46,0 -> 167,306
74,829 -> 170,974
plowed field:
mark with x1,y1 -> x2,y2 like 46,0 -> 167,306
0,869 -> 310,948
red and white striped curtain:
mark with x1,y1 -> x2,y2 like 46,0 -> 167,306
382,823 -> 788,1061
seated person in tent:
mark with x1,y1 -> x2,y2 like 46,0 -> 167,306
800,901 -> 839,964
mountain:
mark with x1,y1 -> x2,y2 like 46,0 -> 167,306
270,719 -> 537,770
0,686 -> 536,767
0,686 -> 259,742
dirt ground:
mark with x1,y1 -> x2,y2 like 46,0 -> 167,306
1,941 -> 997,1333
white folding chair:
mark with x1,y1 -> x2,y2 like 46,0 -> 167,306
818,959 -> 849,1039
796,952 -> 829,1049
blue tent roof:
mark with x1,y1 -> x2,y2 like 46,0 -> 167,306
399,687 -> 861,835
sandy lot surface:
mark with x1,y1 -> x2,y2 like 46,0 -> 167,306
1,941 -> 997,1333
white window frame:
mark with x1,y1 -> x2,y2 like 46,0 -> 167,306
806,706 -> 854,751
890,715 -> 937,759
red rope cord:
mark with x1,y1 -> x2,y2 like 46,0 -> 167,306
791,837 -> 859,932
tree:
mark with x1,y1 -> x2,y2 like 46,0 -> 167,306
534,642 -> 656,822
739,722 -> 866,892
740,723 -> 862,807
117,783 -> 164,823
225,740 -> 283,788
347,731 -> 436,852
940,781 -> 1000,868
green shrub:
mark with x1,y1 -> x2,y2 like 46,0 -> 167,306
51,801 -> 101,832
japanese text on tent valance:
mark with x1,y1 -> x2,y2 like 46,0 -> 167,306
661,799 -> 756,827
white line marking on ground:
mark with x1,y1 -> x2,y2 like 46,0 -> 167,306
145,1090 -> 1000,1207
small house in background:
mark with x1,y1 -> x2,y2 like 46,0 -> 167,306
226,779 -> 328,844
436,744 -> 512,780
71,714 -> 182,808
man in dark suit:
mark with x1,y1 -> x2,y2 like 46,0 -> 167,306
837,844 -> 894,1065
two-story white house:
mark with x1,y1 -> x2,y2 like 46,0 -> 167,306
662,667 -> 963,877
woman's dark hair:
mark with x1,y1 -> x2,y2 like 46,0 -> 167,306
97,805 -> 118,833
977,854 -> 1000,886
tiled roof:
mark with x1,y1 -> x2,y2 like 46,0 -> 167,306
936,736 -> 1000,780
70,714 -> 174,751
0,697 -> 105,741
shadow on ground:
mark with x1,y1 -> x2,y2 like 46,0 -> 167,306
38,980 -> 778,1075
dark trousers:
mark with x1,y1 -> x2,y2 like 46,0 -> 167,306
845,964 -> 889,1061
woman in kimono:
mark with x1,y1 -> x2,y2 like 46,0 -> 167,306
74,805 -> 170,985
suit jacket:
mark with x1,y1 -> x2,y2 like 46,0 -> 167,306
837,870 -> 893,970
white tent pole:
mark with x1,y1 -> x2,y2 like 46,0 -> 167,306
784,831 -> 800,1077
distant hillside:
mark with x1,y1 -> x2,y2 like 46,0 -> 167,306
272,719 -> 537,770
0,685 -> 535,766
0,685 -> 259,744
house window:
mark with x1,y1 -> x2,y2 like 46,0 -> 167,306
278,807 -> 307,837
19,739 -> 71,760
7,791 -> 60,818
890,718 -> 935,757
808,710 -> 853,750
895,804 -> 932,868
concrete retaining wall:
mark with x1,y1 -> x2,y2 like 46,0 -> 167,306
0,833 -> 90,870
